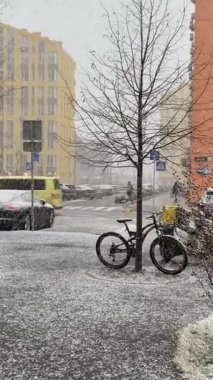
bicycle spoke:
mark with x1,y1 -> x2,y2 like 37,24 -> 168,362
150,235 -> 188,275
96,232 -> 131,269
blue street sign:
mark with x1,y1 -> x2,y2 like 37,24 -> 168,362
198,167 -> 212,176
150,149 -> 160,161
156,160 -> 166,171
33,152 -> 39,162
26,162 -> 31,170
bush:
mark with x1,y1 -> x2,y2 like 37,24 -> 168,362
180,209 -> 213,286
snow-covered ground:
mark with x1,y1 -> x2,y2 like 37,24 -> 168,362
0,230 -> 212,379
175,314 -> 213,380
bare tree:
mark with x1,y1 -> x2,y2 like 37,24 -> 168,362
65,0 -> 211,272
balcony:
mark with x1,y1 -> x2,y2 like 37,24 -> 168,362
190,20 -> 194,31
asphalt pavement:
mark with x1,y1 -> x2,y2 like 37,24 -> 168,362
54,192 -> 173,234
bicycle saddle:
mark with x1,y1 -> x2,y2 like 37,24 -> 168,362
116,219 -> 132,223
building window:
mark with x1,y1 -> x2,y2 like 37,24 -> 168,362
7,64 -> 14,81
0,27 -> 4,81
48,87 -> 57,98
0,87 -> 4,114
47,155 -> 57,173
0,121 -> 3,148
38,87 -> 44,115
48,121 -> 57,149
21,36 -> 29,51
21,87 -> 28,116
0,155 -> 2,172
48,65 -> 57,81
21,51 -> 29,81
38,41 -> 45,62
6,87 -> 14,115
6,153 -> 13,173
48,51 -> 57,64
7,30 -> 14,81
32,63 -> 35,81
38,64 -> 45,81
21,153 -> 28,170
32,87 -> 35,115
48,52 -> 57,81
6,120 -> 13,148
48,86 -> 57,115
38,41 -> 45,81
48,99 -> 57,115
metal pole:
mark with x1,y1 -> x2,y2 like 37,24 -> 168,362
152,160 -> 156,211
31,129 -> 34,231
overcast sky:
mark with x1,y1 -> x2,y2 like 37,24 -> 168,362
4,0 -> 112,76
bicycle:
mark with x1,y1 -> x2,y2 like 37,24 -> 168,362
96,212 -> 188,275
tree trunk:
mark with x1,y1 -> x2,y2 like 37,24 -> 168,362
135,159 -> 143,272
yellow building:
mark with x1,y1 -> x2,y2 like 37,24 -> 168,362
159,84 -> 190,186
0,22 -> 76,184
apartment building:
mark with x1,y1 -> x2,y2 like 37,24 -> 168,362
159,84 -> 190,186
0,22 -> 76,184
190,0 -> 213,200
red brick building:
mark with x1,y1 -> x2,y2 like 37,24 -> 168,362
190,0 -> 213,200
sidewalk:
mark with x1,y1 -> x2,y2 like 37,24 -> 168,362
0,231 -> 212,379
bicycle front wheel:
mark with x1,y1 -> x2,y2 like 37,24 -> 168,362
96,232 -> 131,269
150,235 -> 188,275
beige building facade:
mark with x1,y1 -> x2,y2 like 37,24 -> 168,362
159,84 -> 190,186
0,22 -> 75,184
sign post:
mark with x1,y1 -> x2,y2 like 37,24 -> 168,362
156,160 -> 166,172
31,150 -> 34,231
23,120 -> 42,231
150,150 -> 160,210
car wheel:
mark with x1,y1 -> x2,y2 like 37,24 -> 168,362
47,211 -> 55,228
23,215 -> 31,231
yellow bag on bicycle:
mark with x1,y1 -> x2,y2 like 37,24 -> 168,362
160,205 -> 179,224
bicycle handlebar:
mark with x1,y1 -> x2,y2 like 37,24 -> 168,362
145,212 -> 160,220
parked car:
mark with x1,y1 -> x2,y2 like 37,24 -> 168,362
0,176 -> 62,209
96,184 -> 113,196
154,184 -> 160,193
75,185 -> 102,199
115,190 -> 128,203
60,184 -> 77,201
0,190 -> 55,230
142,184 -> 153,197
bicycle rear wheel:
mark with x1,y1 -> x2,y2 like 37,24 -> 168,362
150,235 -> 188,275
96,232 -> 131,269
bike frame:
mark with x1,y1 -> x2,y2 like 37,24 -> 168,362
123,217 -> 161,247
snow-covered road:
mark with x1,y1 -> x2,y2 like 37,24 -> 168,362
54,192 -> 173,234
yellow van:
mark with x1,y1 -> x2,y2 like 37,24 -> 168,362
0,176 -> 63,209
